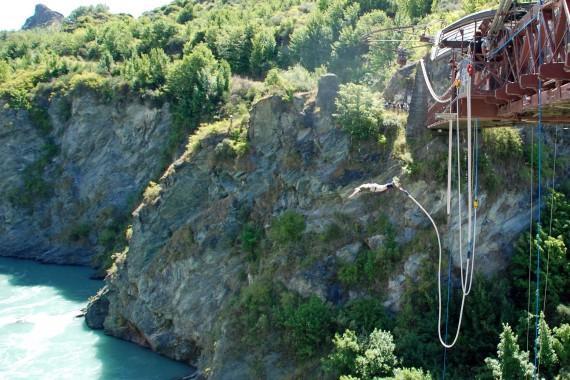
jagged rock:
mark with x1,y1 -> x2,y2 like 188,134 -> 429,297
365,234 -> 385,250
316,73 -> 340,113
83,86 -> 562,379
384,253 -> 426,312
383,63 -> 416,105
22,4 -> 63,30
336,242 -> 362,262
0,93 -> 171,265
85,287 -> 110,329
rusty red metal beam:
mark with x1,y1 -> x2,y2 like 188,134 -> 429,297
426,0 -> 570,129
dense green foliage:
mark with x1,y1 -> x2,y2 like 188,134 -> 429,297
2,1 -> 567,378
269,210 -> 307,245
484,324 -> 534,380
334,83 -> 382,140
324,328 -> 432,379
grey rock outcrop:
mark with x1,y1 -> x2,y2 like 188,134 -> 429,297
0,92 -> 171,265
22,4 -> 64,30
86,76 -> 547,377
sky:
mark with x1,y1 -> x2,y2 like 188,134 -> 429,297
0,0 -> 173,31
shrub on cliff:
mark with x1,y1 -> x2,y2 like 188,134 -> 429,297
269,210 -> 306,245
279,295 -> 334,358
167,43 -> 231,127
121,48 -> 170,91
482,127 -> 523,159
334,83 -> 383,140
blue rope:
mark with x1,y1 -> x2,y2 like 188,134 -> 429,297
533,3 -> 544,378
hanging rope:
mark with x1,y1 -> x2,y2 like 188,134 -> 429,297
526,127 -> 535,363
466,119 -> 480,295
447,118 -> 453,215
420,59 -> 452,103
348,178 -> 468,348
542,126 -> 559,314
532,2 -> 544,376
398,184 -> 468,348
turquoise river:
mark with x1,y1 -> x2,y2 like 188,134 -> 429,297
0,257 -> 193,380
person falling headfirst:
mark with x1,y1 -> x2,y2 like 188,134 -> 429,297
348,177 -> 400,199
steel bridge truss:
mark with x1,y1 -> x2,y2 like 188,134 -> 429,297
427,0 -> 570,129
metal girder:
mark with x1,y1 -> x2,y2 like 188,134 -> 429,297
426,0 -> 570,129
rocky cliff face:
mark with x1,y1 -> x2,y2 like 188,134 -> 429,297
85,70 -> 552,378
22,4 -> 64,30
0,92 -> 171,265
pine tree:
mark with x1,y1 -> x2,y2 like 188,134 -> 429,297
485,323 -> 534,380
538,313 -> 559,378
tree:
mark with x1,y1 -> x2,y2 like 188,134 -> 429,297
122,48 -> 170,91
324,328 -> 398,379
215,24 -> 256,75
538,313 -> 559,378
401,0 -> 433,20
334,83 -> 382,140
138,18 -> 178,54
98,20 -> 135,61
166,43 -> 230,126
0,60 -> 12,82
484,324 -> 534,380
280,296 -> 334,358
554,324 -> 570,376
250,28 -> 276,78
290,12 -> 334,70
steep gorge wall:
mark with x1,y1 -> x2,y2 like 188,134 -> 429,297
85,69 -> 550,378
0,91 -> 171,265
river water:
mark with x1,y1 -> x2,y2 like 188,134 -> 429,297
0,257 -> 192,380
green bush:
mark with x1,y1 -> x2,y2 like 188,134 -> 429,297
331,10 -> 395,83
279,295 -> 334,358
323,328 -> 398,379
338,262 -> 360,287
214,24 -> 256,76
337,298 -> 390,334
234,279 -> 279,347
290,12 -> 333,70
482,127 -> 523,158
69,72 -> 107,93
250,28 -> 277,78
167,43 -> 230,126
269,210 -> 306,245
401,0 -> 433,19
138,18 -> 178,54
121,48 -> 170,91
0,60 -> 11,83
334,83 -> 383,140
240,223 -> 263,261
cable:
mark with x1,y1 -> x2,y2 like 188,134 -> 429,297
420,59 -> 452,103
466,119 -> 479,295
447,118 -> 453,216
542,126 -> 558,313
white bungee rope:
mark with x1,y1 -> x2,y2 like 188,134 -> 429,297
348,58 -> 479,348
420,59 -> 452,104
348,177 -> 468,348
